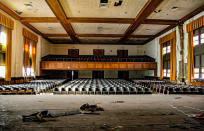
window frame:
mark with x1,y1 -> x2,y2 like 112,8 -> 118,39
0,25 -> 7,79
163,41 -> 171,78
193,27 -> 204,80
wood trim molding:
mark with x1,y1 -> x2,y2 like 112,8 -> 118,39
20,17 -> 179,25
21,17 -> 59,23
44,34 -> 69,37
142,19 -> 178,25
67,17 -> 135,24
45,0 -> 79,43
44,34 -> 153,38
41,61 -> 157,71
76,34 -> 124,37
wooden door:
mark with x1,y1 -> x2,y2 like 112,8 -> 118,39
68,49 -> 79,57
93,49 -> 104,56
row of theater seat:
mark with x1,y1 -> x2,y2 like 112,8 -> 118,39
133,80 -> 204,94
42,55 -> 155,62
53,79 -> 152,95
0,79 -> 66,95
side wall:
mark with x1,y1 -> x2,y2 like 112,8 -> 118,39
144,11 -> 204,82
0,9 -> 51,77
50,44 -> 145,55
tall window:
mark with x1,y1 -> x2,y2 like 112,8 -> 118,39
0,25 -> 7,78
23,41 -> 34,77
163,41 -> 170,78
193,27 -> 204,79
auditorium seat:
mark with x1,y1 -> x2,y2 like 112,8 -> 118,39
41,55 -> 155,62
133,80 -> 204,95
53,79 -> 150,95
0,79 -> 66,95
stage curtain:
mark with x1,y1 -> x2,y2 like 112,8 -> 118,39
0,12 -> 14,30
5,28 -> 12,81
159,31 -> 176,81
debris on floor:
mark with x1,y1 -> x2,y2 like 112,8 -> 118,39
188,113 -> 204,119
174,96 -> 182,99
100,124 -> 123,130
112,101 -> 125,103
80,103 -> 104,112
22,103 -> 104,122
22,110 -> 54,122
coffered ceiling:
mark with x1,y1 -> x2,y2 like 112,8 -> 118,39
0,0 -> 203,45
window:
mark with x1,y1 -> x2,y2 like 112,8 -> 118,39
0,25 -> 7,78
193,27 -> 204,79
163,41 -> 170,78
23,41 -> 35,77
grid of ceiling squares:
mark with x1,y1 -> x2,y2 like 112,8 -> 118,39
0,0 -> 203,44
59,0 -> 149,18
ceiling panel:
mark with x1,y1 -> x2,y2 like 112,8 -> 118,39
148,0 -> 204,20
0,0 -> 55,17
30,23 -> 66,34
59,0 -> 149,18
79,37 -> 120,44
132,24 -> 169,35
72,23 -> 130,34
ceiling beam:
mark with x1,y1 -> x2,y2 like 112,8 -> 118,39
76,34 -> 124,37
21,17 -> 59,23
20,17 -> 179,25
44,34 -> 69,37
142,19 -> 178,25
45,0 -> 79,43
120,0 -> 164,41
44,33 -> 153,38
51,41 -> 145,45
129,35 -> 154,38
67,17 -> 134,24
20,17 -> 135,24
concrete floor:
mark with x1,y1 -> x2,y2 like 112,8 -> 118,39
0,94 -> 204,131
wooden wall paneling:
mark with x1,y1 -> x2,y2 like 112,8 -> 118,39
40,61 -> 157,70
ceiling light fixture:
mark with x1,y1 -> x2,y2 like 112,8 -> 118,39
24,3 -> 33,10
48,27 -> 53,30
154,9 -> 161,13
171,6 -> 178,10
14,10 -> 23,15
